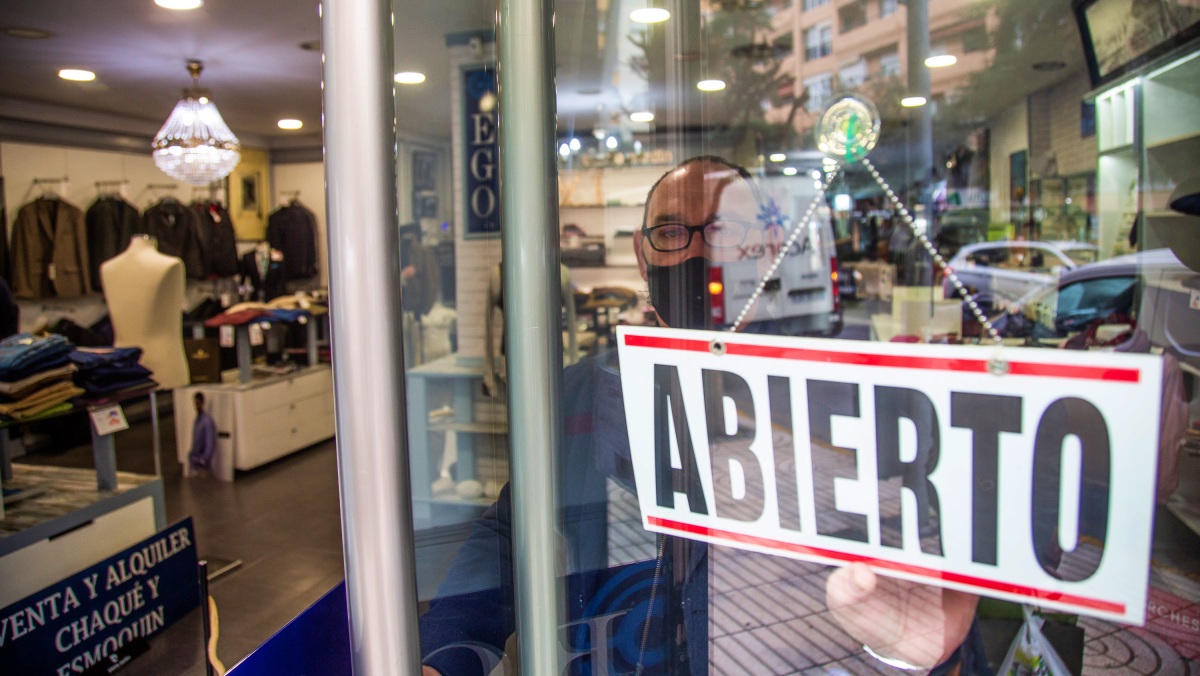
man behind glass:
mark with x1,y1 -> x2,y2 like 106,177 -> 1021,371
419,156 -> 983,675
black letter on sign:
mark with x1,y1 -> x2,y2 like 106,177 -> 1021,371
653,365 -> 709,515
769,376 -> 803,533
1031,397 -> 1110,581
874,387 -> 944,556
703,370 -> 765,522
807,380 -> 868,543
951,393 -> 1023,566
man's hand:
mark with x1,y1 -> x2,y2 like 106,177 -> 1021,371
825,563 -> 978,669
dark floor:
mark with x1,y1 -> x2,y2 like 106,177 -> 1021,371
13,399 -> 345,671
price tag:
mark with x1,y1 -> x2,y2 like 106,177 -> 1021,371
249,324 -> 265,346
89,405 -> 129,436
219,325 -> 235,347
1190,289 -> 1199,310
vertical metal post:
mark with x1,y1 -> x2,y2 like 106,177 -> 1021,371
497,0 -> 564,672
905,0 -> 934,284
323,0 -> 423,673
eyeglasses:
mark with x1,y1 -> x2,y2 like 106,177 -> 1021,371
641,220 -> 752,252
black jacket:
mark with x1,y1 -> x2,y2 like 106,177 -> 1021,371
86,196 -> 140,290
266,203 -> 318,280
140,199 -> 206,279
239,249 -> 288,302
192,201 -> 239,277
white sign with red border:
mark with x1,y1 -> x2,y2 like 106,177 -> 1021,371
616,325 -> 1163,624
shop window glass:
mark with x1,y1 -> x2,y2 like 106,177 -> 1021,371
414,0 -> 1200,673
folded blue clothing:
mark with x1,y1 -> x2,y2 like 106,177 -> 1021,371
69,346 -> 144,371
0,333 -> 74,381
74,363 -> 153,383
263,308 -> 310,323
81,375 -> 157,397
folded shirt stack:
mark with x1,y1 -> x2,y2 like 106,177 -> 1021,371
0,333 -> 84,421
204,302 -> 314,327
70,346 -> 157,397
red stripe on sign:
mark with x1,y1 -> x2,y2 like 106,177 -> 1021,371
622,334 -> 1140,383
648,516 -> 1126,615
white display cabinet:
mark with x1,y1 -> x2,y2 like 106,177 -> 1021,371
1094,51 -> 1200,260
173,365 -> 335,481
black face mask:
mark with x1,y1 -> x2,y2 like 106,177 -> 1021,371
646,257 -> 715,330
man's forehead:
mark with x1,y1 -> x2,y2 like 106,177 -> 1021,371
649,162 -> 755,212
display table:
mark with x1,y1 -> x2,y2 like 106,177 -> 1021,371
0,465 -> 164,608
173,365 -> 335,481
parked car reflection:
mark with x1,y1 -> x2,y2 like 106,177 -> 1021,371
943,240 -> 1096,312
991,248 -> 1200,371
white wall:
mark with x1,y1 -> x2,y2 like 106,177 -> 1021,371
988,100 -> 1029,227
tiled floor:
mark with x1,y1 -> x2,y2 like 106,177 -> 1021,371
12,401 -> 345,671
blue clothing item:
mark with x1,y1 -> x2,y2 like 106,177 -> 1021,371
262,308 -> 310,324
0,333 -> 73,381
189,410 -> 217,470
69,346 -> 143,371
419,353 -> 991,676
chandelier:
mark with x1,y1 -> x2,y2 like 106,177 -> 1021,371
152,60 -> 241,186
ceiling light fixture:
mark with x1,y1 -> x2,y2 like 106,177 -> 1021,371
154,0 -> 204,9
3,27 -> 52,39
394,71 -> 426,84
900,96 -> 927,107
924,54 -> 957,68
278,119 -> 303,130
696,79 -> 726,92
630,111 -> 654,123
630,8 -> 670,23
58,69 -> 96,82
769,153 -> 786,162
152,60 -> 241,186
782,167 -> 798,176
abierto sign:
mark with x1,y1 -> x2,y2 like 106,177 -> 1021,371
616,326 -> 1163,624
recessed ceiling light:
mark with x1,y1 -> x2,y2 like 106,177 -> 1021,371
154,0 -> 204,9
697,79 -> 726,92
278,119 -> 303,130
924,54 -> 957,68
630,111 -> 655,123
782,167 -> 798,176
900,96 -> 927,107
769,153 -> 786,162
394,71 -> 426,84
58,69 -> 96,82
2,27 -> 52,39
630,8 -> 670,23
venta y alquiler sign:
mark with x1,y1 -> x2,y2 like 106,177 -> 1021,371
616,326 -> 1162,624
0,518 -> 199,675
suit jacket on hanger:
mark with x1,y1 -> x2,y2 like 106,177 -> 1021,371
266,203 -> 319,280
140,199 -> 206,279
238,249 -> 288,302
86,196 -> 140,290
192,201 -> 239,277
10,197 -> 92,299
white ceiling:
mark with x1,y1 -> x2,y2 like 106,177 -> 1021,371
0,0 -> 496,147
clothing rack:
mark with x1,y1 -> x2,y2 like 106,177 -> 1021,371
95,179 -> 130,199
192,183 -> 226,204
32,176 -> 70,199
279,190 -> 301,206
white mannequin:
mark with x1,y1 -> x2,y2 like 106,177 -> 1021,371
100,236 -> 189,389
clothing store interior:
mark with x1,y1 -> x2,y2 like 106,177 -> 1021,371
1,0 -> 1199,673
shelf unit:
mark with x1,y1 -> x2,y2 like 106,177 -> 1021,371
1093,51 -> 1200,261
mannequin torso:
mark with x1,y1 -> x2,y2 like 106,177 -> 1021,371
100,236 -> 189,389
